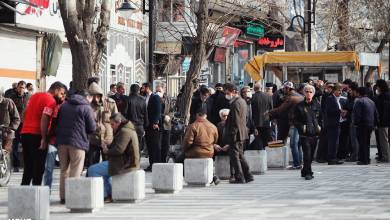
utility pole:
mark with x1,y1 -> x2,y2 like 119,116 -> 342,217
305,0 -> 312,51
148,0 -> 156,84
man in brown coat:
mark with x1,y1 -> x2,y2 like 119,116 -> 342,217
224,83 -> 253,184
0,91 -> 20,152
182,110 -> 219,159
87,113 -> 140,203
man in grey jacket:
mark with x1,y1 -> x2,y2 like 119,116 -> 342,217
224,83 -> 253,184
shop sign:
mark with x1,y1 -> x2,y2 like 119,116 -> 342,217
218,26 -> 241,47
258,34 -> 284,50
324,73 -> 339,83
182,57 -> 191,73
214,47 -> 226,62
246,24 -> 264,37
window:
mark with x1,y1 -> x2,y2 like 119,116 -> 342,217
173,0 -> 185,22
158,0 -> 185,22
110,64 -> 116,85
136,38 -> 141,60
141,40 -> 146,63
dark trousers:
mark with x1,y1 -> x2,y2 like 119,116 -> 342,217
161,130 -> 171,162
86,144 -> 104,167
12,123 -> 22,168
316,127 -> 328,161
250,126 -> 272,150
301,137 -> 317,177
229,141 -> 251,181
277,120 -> 290,141
21,134 -> 48,185
145,127 -> 162,167
337,122 -> 350,159
357,126 -> 373,164
374,128 -> 382,159
327,125 -> 340,162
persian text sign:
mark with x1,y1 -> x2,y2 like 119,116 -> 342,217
258,34 -> 284,50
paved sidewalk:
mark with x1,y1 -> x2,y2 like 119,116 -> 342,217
1,158 -> 390,220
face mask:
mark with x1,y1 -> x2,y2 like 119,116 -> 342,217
225,94 -> 233,100
156,92 -> 164,98
376,90 -> 380,95
246,92 -> 252,99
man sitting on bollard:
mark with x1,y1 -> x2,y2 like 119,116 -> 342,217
178,109 -> 221,185
87,113 -> 140,203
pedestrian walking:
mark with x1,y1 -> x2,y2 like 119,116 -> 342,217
293,84 -> 321,180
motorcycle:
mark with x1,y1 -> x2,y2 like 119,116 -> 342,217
0,125 -> 13,186
167,113 -> 186,163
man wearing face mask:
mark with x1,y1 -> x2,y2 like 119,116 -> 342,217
156,85 -> 173,162
88,82 -> 118,166
208,83 -> 230,126
190,86 -> 211,124
224,83 -> 253,184
240,86 -> 255,150
21,81 -> 67,185
251,83 -> 273,150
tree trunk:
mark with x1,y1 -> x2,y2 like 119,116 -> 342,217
59,0 -> 110,91
179,0 -> 209,125
336,0 -> 352,51
364,32 -> 390,82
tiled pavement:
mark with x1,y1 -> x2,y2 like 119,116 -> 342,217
1,155 -> 390,220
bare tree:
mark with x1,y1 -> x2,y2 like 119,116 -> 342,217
58,0 -> 111,90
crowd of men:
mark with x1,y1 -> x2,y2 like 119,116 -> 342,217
0,77 -> 389,202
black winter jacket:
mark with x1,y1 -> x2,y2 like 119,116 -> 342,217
293,99 -> 321,137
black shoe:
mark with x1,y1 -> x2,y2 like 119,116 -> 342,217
13,167 -> 19,173
104,195 -> 113,203
144,166 -> 152,172
345,158 -> 357,162
316,159 -> 327,163
212,176 -> 220,185
328,160 -> 344,165
245,175 -> 254,183
357,161 -> 369,165
305,175 -> 314,180
60,199 -> 65,204
229,178 -> 245,184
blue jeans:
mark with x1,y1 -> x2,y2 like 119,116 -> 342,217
289,127 -> 303,167
87,161 -> 111,198
44,145 -> 58,190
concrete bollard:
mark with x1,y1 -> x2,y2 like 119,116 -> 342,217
112,170 -> 145,202
65,177 -> 104,213
184,158 -> 213,186
152,163 -> 183,193
215,156 -> 231,180
266,146 -> 289,168
244,150 -> 267,174
8,186 -> 50,220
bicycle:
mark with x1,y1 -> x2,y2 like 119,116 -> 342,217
0,125 -> 13,186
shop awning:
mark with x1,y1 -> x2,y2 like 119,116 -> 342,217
244,51 -> 360,81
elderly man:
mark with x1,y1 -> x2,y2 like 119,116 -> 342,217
88,113 -> 140,203
293,84 -> 321,180
180,109 -> 220,184
224,83 -> 253,184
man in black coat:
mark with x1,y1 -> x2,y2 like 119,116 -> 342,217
190,86 -> 211,124
251,83 -> 273,150
325,83 -> 346,165
224,83 -> 253,184
142,83 -> 162,171
354,87 -> 378,165
208,83 -> 230,126
126,84 -> 148,153
374,79 -> 390,163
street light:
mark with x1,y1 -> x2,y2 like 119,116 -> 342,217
117,0 -> 155,84
117,0 -> 136,11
